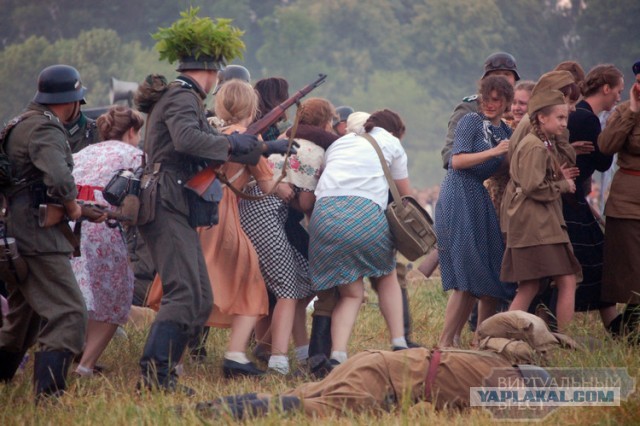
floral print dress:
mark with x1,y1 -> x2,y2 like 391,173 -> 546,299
71,141 -> 143,324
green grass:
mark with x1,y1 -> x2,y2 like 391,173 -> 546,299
1,271 -> 639,425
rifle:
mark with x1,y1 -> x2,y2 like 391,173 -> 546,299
38,200 -> 132,228
185,73 -> 327,197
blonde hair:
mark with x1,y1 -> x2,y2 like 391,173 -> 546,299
214,80 -> 259,125
298,98 -> 336,127
96,105 -> 144,141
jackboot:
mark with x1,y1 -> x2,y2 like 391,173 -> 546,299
139,320 -> 192,395
0,349 -> 27,382
308,315 -> 332,358
33,350 -> 74,399
401,287 -> 422,348
188,326 -> 209,362
607,304 -> 640,344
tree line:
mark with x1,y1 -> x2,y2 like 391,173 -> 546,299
1,0 -> 638,187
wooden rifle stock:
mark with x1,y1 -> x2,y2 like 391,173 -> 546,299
185,73 -> 328,197
38,201 -> 131,228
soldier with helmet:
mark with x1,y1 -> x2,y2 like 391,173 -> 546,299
0,64 -> 89,399
333,105 -> 354,136
212,64 -> 251,95
135,9 -> 290,393
441,52 -> 520,169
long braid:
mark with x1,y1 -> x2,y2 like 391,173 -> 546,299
530,113 -> 563,179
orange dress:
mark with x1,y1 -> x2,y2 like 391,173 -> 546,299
146,140 -> 272,328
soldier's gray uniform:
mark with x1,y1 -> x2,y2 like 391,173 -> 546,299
0,102 -> 86,355
139,75 -> 229,328
440,95 -> 479,169
66,112 -> 100,153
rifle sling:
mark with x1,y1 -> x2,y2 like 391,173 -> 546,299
217,105 -> 303,201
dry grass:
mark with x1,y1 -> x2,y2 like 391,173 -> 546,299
1,270 -> 639,425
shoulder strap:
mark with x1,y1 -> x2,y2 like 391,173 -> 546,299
1,110 -> 41,151
361,133 -> 403,206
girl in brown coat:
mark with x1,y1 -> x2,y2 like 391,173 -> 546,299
500,90 -> 581,331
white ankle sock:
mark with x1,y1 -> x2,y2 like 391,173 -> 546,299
225,351 -> 250,364
268,355 -> 289,374
392,337 -> 408,349
330,351 -> 347,364
75,365 -> 94,377
295,345 -> 309,363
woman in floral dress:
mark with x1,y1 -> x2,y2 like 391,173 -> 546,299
71,106 -> 144,376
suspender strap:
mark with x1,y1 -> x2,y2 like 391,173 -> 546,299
424,349 -> 442,402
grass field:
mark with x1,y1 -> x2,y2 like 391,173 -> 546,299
1,269 -> 639,425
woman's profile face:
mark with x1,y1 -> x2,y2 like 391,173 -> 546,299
481,90 -> 506,122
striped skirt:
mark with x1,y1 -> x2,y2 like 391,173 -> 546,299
309,196 -> 395,291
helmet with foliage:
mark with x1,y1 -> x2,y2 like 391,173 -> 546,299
33,64 -> 87,105
212,65 -> 251,95
482,52 -> 521,81
152,7 -> 245,72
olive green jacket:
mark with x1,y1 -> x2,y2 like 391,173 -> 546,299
5,102 -> 78,254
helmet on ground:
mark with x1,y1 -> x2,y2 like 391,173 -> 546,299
213,65 -> 251,94
482,52 -> 521,81
33,65 -> 87,104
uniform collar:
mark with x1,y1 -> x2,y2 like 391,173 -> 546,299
175,75 -> 208,99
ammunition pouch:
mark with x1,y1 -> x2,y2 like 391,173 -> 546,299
185,179 -> 222,228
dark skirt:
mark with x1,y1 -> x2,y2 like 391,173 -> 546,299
501,243 -> 582,282
602,217 -> 640,304
562,196 -> 614,311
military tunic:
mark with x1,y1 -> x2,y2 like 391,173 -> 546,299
598,101 -> 640,303
0,102 -> 86,354
66,112 -> 100,153
139,75 -> 230,328
441,95 -> 479,169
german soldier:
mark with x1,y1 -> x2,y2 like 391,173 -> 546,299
135,9 -> 289,393
0,64 -> 87,399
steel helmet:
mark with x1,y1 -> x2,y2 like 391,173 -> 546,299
333,105 -> 354,126
33,65 -> 87,104
482,52 -> 521,81
213,65 -> 251,95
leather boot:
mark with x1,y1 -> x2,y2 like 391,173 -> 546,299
139,320 -> 192,395
607,304 -> 640,344
188,326 -> 209,362
33,350 -> 74,399
401,287 -> 421,348
308,315 -> 332,358
0,349 -> 27,382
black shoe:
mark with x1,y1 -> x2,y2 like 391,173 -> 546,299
406,338 -> 422,348
392,345 -> 410,352
309,316 -> 332,359
222,359 -> 265,378
0,349 -> 27,382
34,350 -> 74,400
308,354 -> 334,379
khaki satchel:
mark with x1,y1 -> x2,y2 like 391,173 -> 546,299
362,133 -> 436,261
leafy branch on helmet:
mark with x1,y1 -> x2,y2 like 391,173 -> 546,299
152,6 -> 245,66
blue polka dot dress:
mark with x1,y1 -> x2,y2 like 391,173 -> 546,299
435,113 -> 516,300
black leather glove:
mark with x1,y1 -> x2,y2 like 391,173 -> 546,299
227,132 -> 263,166
227,132 -> 261,156
264,139 -> 299,156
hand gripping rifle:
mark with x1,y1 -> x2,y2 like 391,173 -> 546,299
185,73 -> 327,197
38,200 -> 132,228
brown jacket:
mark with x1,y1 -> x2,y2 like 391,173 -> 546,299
598,101 -> 640,219
501,133 -> 571,248
509,113 -> 576,167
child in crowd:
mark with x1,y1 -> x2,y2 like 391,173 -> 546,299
500,90 -> 581,331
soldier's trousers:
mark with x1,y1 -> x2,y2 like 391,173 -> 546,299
139,202 -> 213,329
0,253 -> 86,354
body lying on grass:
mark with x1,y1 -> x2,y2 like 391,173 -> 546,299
189,311 -> 581,419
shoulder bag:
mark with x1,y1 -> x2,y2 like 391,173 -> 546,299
362,133 -> 436,261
